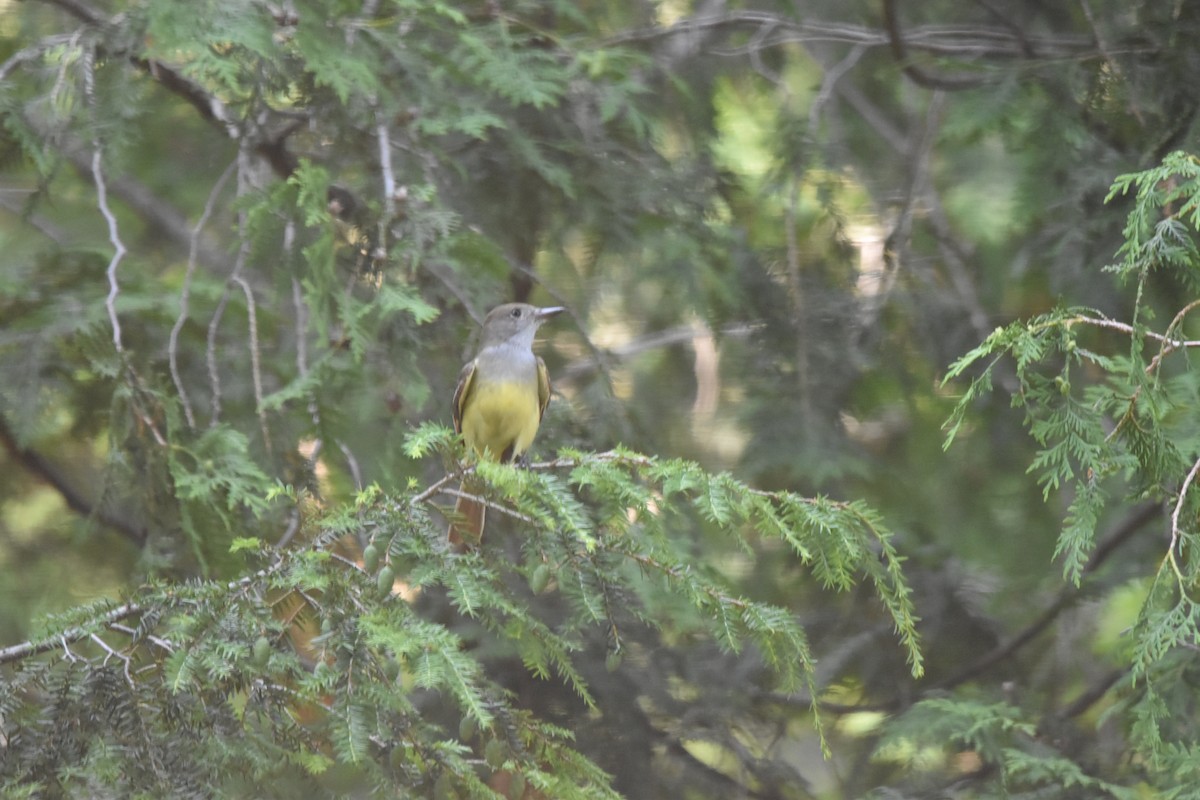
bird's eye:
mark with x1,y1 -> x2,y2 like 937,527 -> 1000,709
510,308 -> 522,318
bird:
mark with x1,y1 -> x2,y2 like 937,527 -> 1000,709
448,303 -> 563,548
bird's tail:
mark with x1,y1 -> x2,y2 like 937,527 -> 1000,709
447,478 -> 486,550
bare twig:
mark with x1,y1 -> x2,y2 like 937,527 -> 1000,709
171,160 -> 237,429
108,623 -> 175,654
84,46 -> 125,353
873,91 -> 948,339
338,441 -> 364,491
206,287 -> 232,426
291,293 -> 309,381
557,322 -> 758,384
1148,298 -> 1200,376
808,43 -> 866,132
605,12 -> 1108,60
440,486 -> 538,527
0,601 -> 142,666
812,60 -> 995,348
883,0 -> 991,90
1168,457 -> 1200,579
376,113 -> 396,259
90,632 -> 135,687
231,274 -> 272,452
411,470 -> 461,505
0,33 -> 80,83
276,509 -> 302,550
206,149 -> 253,427
1062,313 -> 1200,351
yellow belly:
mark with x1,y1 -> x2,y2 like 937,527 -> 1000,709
460,380 -> 541,461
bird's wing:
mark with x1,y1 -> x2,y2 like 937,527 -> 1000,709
451,359 -> 477,434
536,356 -> 552,423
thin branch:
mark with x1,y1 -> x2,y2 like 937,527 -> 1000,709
0,557 -> 289,668
808,42 -> 867,132
171,159 -> 237,429
411,470 -> 462,505
108,623 -> 175,654
206,149 -> 253,428
1168,456 -> 1200,579
440,486 -> 538,527
231,274 -> 272,452
810,57 -> 998,350
0,32 -> 80,83
289,229 -> 309,373
84,46 -> 125,353
56,141 -> 230,269
557,322 -> 758,383
1148,298 -> 1200,375
877,91 -> 986,346
206,288 -> 232,426
604,12 -> 1103,59
338,440 -> 364,491
933,502 -> 1160,691
1054,667 -> 1126,720
883,0 -> 991,90
276,509 -> 302,551
0,413 -> 146,545
0,601 -> 142,666
89,632 -> 135,687
1063,313 -> 1200,351
376,113 -> 396,260
972,0 -> 1037,58
124,377 -> 169,449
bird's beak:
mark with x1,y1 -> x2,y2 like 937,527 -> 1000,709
535,306 -> 565,321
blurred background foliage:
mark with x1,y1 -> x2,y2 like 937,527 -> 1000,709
3,0 -> 1200,796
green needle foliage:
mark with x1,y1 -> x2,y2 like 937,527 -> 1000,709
0,443 -> 921,797
940,153 -> 1200,796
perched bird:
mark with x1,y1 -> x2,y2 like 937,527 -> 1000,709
449,303 -> 563,548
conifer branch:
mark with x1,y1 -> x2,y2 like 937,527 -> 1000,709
440,486 -> 538,526
0,601 -> 142,666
